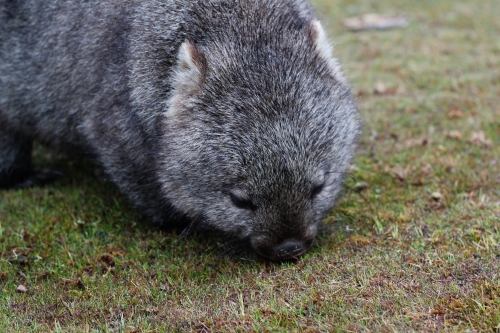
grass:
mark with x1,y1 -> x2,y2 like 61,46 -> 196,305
1,0 -> 499,331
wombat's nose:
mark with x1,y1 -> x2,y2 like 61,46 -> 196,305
252,237 -> 313,261
272,240 -> 307,261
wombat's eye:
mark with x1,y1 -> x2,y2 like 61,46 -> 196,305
230,192 -> 257,211
310,183 -> 325,199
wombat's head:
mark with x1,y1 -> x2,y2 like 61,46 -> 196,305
158,20 -> 360,261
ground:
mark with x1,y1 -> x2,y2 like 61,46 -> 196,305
1,0 -> 499,331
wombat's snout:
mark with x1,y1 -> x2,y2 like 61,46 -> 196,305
253,238 -> 313,261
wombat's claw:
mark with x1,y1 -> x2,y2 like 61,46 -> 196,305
15,169 -> 64,189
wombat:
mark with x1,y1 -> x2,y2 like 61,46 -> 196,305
0,0 -> 360,261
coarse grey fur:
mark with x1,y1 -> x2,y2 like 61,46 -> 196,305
0,0 -> 360,260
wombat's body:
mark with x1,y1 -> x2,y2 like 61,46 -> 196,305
0,0 -> 360,260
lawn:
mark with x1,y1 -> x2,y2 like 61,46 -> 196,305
1,0 -> 499,331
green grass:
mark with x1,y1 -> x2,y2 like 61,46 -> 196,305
1,0 -> 499,331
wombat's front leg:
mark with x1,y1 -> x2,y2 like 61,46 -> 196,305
0,129 -> 62,189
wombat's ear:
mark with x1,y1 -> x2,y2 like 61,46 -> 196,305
176,41 -> 207,80
167,42 -> 207,118
308,20 -> 345,80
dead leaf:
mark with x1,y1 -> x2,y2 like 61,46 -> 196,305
431,192 -> 443,201
110,249 -> 126,257
16,285 -> 28,293
448,109 -> 465,119
344,14 -> 408,31
405,138 -> 429,148
145,307 -> 159,314
391,166 -> 409,181
470,131 -> 491,146
445,130 -> 463,140
35,271 -> 51,280
421,163 -> 432,175
373,82 -> 402,96
430,308 -> 446,316
374,81 -> 388,95
411,178 -> 425,186
60,278 -> 86,290
99,254 -> 115,267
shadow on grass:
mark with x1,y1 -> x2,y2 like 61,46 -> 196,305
16,143 -> 371,267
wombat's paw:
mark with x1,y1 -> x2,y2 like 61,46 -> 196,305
13,169 -> 64,189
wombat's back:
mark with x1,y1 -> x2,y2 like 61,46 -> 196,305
0,0 -> 136,148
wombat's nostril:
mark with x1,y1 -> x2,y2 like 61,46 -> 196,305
273,240 -> 306,260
